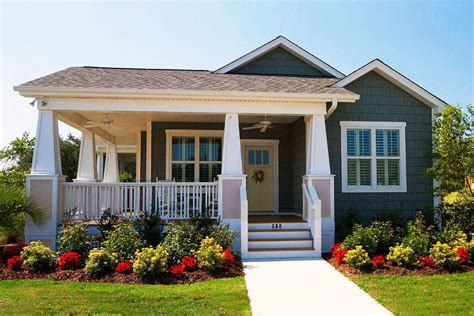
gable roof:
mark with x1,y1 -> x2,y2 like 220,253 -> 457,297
332,59 -> 448,111
214,36 -> 345,78
14,67 -> 357,99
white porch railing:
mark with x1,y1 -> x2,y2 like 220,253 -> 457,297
60,181 -> 219,221
303,181 -> 322,257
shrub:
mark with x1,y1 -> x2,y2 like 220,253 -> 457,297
223,249 -> 235,265
134,210 -> 165,247
341,221 -> 397,257
439,191 -> 473,233
210,223 -> 237,250
20,241 -> 55,272
335,208 -> 359,242
58,251 -> 81,270
162,223 -> 199,264
84,249 -> 114,275
133,246 -> 168,278
331,243 -> 348,264
195,237 -> 224,271
96,208 -> 121,242
190,209 -> 218,241
169,264 -> 185,275
344,246 -> 371,269
1,242 -> 27,263
7,256 -> 22,270
402,213 -> 434,257
115,261 -> 132,274
181,256 -> 196,271
429,242 -> 459,269
103,222 -> 144,263
372,255 -> 386,268
437,226 -> 468,246
57,224 -> 90,257
386,245 -> 416,267
418,256 -> 437,267
456,247 -> 469,264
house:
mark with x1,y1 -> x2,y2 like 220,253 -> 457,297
14,36 -> 447,259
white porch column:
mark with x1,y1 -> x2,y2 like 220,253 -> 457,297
305,114 -> 335,255
26,109 -> 65,249
97,153 -> 105,181
74,130 -> 97,182
103,143 -> 119,182
219,113 -> 247,255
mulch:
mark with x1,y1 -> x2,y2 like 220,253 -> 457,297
325,257 -> 474,276
0,260 -> 244,285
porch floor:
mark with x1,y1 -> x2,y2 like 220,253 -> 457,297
248,214 -> 304,223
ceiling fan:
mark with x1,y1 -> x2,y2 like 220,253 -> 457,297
83,114 -> 138,131
242,116 -> 285,133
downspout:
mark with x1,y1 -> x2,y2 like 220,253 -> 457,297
325,97 -> 338,119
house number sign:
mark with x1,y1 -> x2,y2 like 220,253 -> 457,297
271,223 -> 282,229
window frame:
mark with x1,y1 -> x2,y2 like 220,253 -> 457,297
340,121 -> 407,193
165,130 -> 224,182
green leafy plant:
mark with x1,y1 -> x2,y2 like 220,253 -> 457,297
386,245 -> 416,267
429,242 -> 459,269
119,171 -> 134,182
84,248 -> 115,275
132,246 -> 168,277
341,221 -> 398,257
402,213 -> 434,257
103,221 -> 144,263
190,208 -> 218,241
195,237 -> 224,271
56,223 -> 90,257
210,223 -> 237,250
134,210 -> 165,247
20,241 -> 55,272
162,223 -> 199,264
96,208 -> 122,242
439,192 -> 473,233
335,208 -> 359,242
344,246 -> 371,270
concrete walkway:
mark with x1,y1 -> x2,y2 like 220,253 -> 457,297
244,259 -> 391,316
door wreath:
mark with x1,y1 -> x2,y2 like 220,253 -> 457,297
252,169 -> 265,184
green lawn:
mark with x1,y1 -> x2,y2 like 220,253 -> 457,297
0,277 -> 251,315
351,271 -> 474,316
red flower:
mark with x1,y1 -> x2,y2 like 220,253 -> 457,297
223,249 -> 235,265
58,252 -> 81,270
372,255 -> 386,268
331,244 -> 348,264
116,261 -> 132,274
2,242 -> 27,263
456,247 -> 469,264
7,256 -> 22,270
418,256 -> 436,267
169,264 -> 185,275
181,256 -> 196,271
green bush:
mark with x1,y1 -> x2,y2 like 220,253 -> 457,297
440,190 -> 473,233
335,208 -> 359,242
20,241 -> 55,272
134,210 -> 165,247
96,208 -> 121,242
190,210 -> 218,241
210,223 -> 237,250
103,221 -> 144,263
341,221 -> 397,257
429,242 -> 459,269
162,223 -> 199,264
386,245 -> 416,267
57,224 -> 90,257
132,246 -> 168,277
195,237 -> 224,271
344,246 -> 371,269
402,213 -> 434,257
84,248 -> 115,275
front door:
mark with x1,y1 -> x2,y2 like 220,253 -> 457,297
243,145 -> 274,212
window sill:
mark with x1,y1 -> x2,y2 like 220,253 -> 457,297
342,185 -> 407,193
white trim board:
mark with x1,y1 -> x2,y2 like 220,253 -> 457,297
332,59 -> 448,113
214,36 -> 345,78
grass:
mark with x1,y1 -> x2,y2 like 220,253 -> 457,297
351,271 -> 474,315
0,277 -> 251,315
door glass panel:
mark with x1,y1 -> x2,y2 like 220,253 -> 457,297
255,150 -> 262,164
248,150 -> 254,165
262,150 -> 269,165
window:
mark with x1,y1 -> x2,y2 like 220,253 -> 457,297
166,130 -> 223,182
248,149 -> 270,166
340,122 -> 406,193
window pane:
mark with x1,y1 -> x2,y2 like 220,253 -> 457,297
347,129 -> 371,156
172,163 -> 195,182
199,163 -> 222,182
256,150 -> 262,164
248,150 -> 254,165
376,130 -> 399,157
377,159 -> 400,185
172,137 -> 195,161
347,159 -> 371,186
262,150 -> 269,165
199,137 -> 222,161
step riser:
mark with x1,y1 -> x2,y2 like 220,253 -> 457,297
248,222 -> 307,230
248,239 -> 313,249
247,250 -> 317,259
248,230 -> 311,239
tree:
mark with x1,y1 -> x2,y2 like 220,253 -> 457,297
427,105 -> 473,198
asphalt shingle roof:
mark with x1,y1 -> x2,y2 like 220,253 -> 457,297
17,67 -> 355,96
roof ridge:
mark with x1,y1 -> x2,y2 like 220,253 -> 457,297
82,66 -> 210,72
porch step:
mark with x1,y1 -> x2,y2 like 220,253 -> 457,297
248,228 -> 311,240
248,238 -> 313,249
248,247 -> 317,259
248,222 -> 308,230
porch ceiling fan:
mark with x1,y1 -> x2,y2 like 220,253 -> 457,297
83,114 -> 138,131
242,116 -> 285,133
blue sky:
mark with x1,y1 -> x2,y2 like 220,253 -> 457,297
1,1 -> 472,146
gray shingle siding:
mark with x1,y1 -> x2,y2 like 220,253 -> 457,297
230,47 -> 333,78
326,71 -> 434,226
